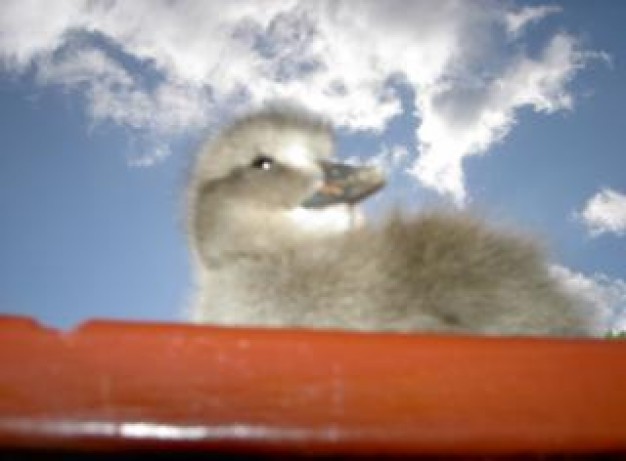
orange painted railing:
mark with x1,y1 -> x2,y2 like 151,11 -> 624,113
0,314 -> 624,457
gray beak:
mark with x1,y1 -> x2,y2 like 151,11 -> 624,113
301,161 -> 386,208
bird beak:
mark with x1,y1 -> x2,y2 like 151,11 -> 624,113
301,161 -> 386,208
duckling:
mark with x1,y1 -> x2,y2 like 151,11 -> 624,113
186,108 -> 594,336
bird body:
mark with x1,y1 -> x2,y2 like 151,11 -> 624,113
187,108 -> 594,336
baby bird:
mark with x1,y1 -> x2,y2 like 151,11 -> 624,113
186,108 -> 594,336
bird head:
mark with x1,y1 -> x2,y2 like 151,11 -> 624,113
188,108 -> 385,265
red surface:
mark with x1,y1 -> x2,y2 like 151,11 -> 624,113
0,314 -> 624,456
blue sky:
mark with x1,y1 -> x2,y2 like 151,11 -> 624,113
1,0 -> 625,331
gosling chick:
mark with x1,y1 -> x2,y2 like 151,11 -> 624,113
186,108 -> 594,336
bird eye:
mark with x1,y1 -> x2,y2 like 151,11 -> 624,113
251,155 -> 274,170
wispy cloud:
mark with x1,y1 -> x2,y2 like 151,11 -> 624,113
577,188 -> 626,238
0,0 -> 601,200
364,144 -> 410,172
504,5 -> 562,37
551,265 -> 626,333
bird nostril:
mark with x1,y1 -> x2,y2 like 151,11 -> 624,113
329,167 -> 342,179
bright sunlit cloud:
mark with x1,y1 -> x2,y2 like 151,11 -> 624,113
0,0 -> 602,202
551,265 -> 626,333
577,188 -> 626,238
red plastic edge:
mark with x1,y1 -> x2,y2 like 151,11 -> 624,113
0,314 -> 624,456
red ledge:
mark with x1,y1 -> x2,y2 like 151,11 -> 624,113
0,314 -> 624,457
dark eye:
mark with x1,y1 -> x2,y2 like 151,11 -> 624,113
251,155 -> 274,170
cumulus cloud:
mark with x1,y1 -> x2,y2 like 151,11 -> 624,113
0,0 -> 88,68
577,188 -> 626,237
551,265 -> 626,333
410,32 -> 589,202
0,0 -> 599,197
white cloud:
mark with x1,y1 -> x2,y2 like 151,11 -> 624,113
0,0 -> 600,193
410,32 -> 588,203
0,0 -> 89,69
551,265 -> 626,333
504,5 -> 562,37
578,188 -> 626,237
37,46 -> 131,87
366,144 -> 410,172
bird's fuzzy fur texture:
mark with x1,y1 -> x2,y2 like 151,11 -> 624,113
187,108 -> 594,336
